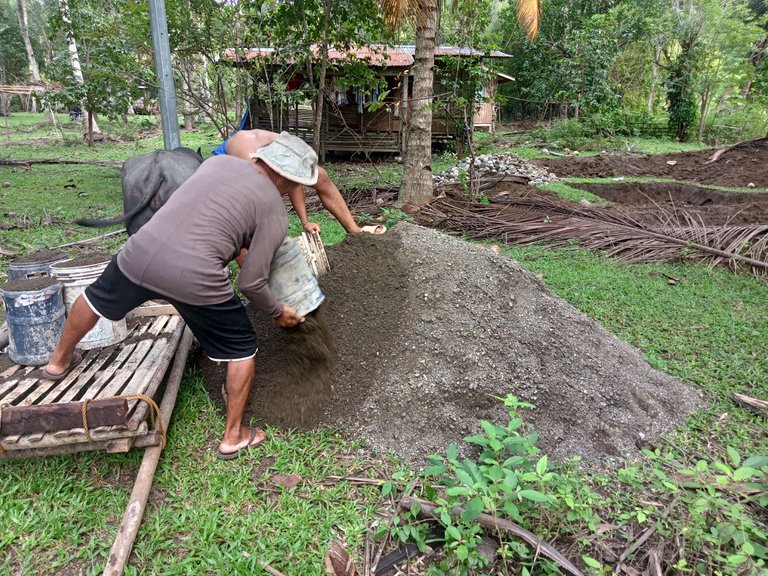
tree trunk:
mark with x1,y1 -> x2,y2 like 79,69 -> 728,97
0,60 -> 9,117
647,44 -> 663,115
16,0 -> 41,113
740,35 -> 767,100
312,0 -> 331,157
399,0 -> 437,207
180,61 -> 195,130
58,0 -> 101,136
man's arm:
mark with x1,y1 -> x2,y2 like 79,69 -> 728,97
286,182 -> 320,235
313,167 -> 362,233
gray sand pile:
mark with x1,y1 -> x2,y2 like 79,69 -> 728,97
200,223 -> 703,467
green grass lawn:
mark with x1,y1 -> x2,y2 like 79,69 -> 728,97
1,114 -> 766,575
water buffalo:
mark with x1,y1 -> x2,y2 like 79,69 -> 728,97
76,147 -> 204,236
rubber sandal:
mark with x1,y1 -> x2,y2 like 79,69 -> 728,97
217,427 -> 265,460
40,352 -> 82,381
361,224 -> 387,234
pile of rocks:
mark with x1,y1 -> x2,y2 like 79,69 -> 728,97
433,152 -> 556,187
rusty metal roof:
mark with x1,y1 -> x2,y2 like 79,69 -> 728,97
226,44 -> 512,67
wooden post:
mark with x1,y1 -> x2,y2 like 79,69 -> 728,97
102,327 -> 193,576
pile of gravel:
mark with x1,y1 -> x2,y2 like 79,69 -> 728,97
433,152 -> 556,186
200,223 -> 702,468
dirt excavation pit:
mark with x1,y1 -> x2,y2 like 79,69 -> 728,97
532,137 -> 768,188
577,182 -> 768,226
199,223 -> 703,468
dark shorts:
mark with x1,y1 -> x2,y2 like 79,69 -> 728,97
84,257 -> 257,361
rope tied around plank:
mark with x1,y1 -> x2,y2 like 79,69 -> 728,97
0,404 -> 7,454
80,394 -> 166,447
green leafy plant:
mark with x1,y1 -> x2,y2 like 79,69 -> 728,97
391,395 -> 601,574
380,207 -> 413,229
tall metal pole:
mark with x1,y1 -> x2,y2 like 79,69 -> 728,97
148,0 -> 180,150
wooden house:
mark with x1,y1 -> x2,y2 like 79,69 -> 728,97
222,44 -> 513,156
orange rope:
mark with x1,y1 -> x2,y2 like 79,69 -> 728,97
79,394 -> 166,447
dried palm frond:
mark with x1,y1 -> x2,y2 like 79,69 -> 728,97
380,0 -> 430,30
418,196 -> 768,278
517,0 -> 541,41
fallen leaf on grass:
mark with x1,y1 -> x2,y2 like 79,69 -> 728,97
270,473 -> 302,488
324,541 -> 360,576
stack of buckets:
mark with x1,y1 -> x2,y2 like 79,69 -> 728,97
1,251 -> 69,365
1,251 -> 127,366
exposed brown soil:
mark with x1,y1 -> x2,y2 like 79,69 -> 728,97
51,252 -> 111,268
574,182 -> 768,226
1,276 -> 61,292
9,250 -> 67,265
199,224 -> 702,467
532,137 -> 768,188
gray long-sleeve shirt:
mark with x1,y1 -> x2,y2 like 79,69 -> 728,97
117,155 -> 288,316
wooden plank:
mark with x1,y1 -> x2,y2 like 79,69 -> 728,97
0,367 -> 35,400
127,304 -> 178,318
0,422 -> 147,452
78,344 -> 141,402
121,340 -> 168,398
1,376 -> 44,405
126,319 -> 185,426
0,363 -> 26,380
0,398 -> 129,435
55,347 -> 120,403
30,352 -> 96,405
0,439 -> 115,460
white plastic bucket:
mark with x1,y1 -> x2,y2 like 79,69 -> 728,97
50,256 -> 128,350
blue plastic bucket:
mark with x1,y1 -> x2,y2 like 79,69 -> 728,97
8,250 -> 69,281
268,237 -> 326,316
1,277 -> 66,366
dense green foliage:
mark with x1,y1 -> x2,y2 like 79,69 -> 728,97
3,0 -> 764,144
495,0 -> 768,142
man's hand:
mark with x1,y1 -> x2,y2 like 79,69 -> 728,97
274,306 -> 305,328
303,221 -> 321,236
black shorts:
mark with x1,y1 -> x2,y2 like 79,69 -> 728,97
84,257 -> 257,361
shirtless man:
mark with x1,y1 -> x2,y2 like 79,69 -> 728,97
225,129 -> 385,235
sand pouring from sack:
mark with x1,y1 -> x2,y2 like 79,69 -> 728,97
200,223 -> 703,467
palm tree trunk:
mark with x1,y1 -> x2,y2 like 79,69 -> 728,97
399,0 -> 437,207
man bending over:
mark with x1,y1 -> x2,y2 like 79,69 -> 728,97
43,134 -> 320,460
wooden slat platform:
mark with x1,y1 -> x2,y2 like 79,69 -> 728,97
0,313 -> 188,459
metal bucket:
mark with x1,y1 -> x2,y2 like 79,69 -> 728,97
296,232 -> 330,277
1,277 -> 66,365
50,255 -> 128,350
269,237 -> 326,316
8,250 -> 69,281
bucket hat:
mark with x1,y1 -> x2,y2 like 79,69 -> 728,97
251,132 -> 319,186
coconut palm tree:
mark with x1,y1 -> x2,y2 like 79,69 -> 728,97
380,0 -> 540,207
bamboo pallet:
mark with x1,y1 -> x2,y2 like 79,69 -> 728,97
0,312 -> 188,459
